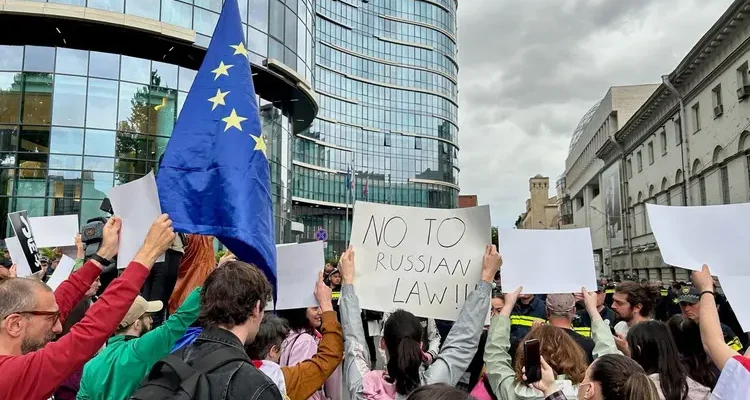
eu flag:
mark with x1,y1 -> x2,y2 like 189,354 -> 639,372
156,0 -> 276,292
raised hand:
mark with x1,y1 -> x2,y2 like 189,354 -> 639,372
481,244 -> 502,283
134,214 -> 176,269
339,246 -> 355,285
314,270 -> 333,312
98,216 -> 122,260
691,265 -> 715,292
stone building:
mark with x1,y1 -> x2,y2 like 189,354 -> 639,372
516,175 -> 560,230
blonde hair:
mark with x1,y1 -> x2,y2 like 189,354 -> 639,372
513,325 -> 587,384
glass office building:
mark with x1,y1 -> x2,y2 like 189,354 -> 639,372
292,0 -> 460,255
0,0 -> 317,242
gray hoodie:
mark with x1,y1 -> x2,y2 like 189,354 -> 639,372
339,281 -> 492,400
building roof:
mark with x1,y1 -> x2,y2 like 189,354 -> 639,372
569,100 -> 603,153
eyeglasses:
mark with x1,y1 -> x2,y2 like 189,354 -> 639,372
13,310 -> 61,325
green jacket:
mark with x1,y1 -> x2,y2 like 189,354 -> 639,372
484,315 -> 620,400
77,287 -> 202,400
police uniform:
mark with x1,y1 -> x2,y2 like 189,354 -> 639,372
510,295 -> 547,346
679,286 -> 744,352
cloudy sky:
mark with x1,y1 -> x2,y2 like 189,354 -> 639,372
457,0 -> 735,228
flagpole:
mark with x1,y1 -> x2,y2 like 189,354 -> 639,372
345,152 -> 354,248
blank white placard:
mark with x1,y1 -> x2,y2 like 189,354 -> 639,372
46,255 -> 76,292
275,241 -> 325,310
108,171 -> 164,269
499,228 -> 597,294
5,236 -> 32,277
718,277 -> 750,333
30,215 -> 79,248
647,203 -> 750,276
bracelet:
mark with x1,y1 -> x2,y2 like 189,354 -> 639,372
699,291 -> 715,299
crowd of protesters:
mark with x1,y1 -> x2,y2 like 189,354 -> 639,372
0,217 -> 748,400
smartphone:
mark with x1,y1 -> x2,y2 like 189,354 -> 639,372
524,339 -> 542,384
610,325 -> 617,336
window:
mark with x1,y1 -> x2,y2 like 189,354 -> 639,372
626,159 -> 633,179
647,142 -> 654,164
674,117 -> 682,145
52,75 -> 87,127
660,130 -> 667,155
692,103 -> 701,132
737,61 -> 749,96
637,151 -> 643,172
712,85 -> 723,118
721,166 -> 730,204
384,133 -> 391,147
23,46 -> 55,73
55,48 -> 88,76
414,137 -> 422,150
86,78 -> 118,129
161,0 -> 193,29
699,177 -> 707,206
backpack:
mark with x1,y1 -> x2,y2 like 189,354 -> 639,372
129,346 -> 249,400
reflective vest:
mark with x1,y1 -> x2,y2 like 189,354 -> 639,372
509,315 -> 546,327
573,326 -> 592,338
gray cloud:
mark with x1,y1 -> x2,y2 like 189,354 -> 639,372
457,0 -> 735,228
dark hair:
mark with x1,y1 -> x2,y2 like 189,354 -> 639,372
513,325 -> 587,384
383,310 -> 423,395
627,321 -> 688,400
615,281 -> 658,317
667,315 -> 718,389
245,313 -> 289,359
198,261 -> 272,328
589,354 -> 660,400
276,307 -> 315,334
406,384 -> 474,400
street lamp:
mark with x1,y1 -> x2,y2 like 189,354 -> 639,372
590,205 -> 612,278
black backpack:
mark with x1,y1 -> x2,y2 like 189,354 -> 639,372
129,347 -> 249,400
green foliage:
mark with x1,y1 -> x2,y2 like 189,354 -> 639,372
39,247 -> 56,260
216,249 -> 227,263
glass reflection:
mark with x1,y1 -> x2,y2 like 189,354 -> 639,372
55,48 -> 89,76
52,75 -> 87,127
0,46 -> 23,71
89,52 -> 120,80
161,0 -> 193,29
49,127 -> 84,154
23,46 -> 55,73
86,78 -> 118,129
22,73 -> 53,125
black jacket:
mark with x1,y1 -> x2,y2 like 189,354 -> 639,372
180,326 -> 283,400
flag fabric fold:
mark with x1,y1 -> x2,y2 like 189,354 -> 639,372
711,355 -> 750,399
156,0 -> 276,292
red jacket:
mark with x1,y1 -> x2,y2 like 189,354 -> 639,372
0,261 -> 150,400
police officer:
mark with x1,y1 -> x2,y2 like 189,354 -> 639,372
573,282 -> 617,338
679,285 -> 745,352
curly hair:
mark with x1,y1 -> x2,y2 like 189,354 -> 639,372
198,261 -> 272,328
513,325 -> 587,384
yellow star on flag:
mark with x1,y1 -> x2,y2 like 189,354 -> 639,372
251,134 -> 267,158
211,61 -> 233,80
222,109 -> 247,132
207,88 -> 230,111
230,42 -> 249,58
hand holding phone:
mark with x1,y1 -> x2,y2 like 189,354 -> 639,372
524,339 -> 542,384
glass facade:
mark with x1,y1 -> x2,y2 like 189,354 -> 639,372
293,0 -> 460,256
17,0 -> 315,82
0,44 -> 295,242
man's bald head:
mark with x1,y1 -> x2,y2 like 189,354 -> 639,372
0,278 -> 50,320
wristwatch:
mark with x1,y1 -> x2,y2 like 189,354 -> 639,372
91,253 -> 113,266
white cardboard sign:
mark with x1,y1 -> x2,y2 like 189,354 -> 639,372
350,202 -> 491,321
275,241 -> 325,310
498,228 -> 597,294
5,236 -> 32,277
29,215 -> 79,248
46,255 -> 76,292
108,171 -> 164,269
647,203 -> 750,276
719,277 -> 750,333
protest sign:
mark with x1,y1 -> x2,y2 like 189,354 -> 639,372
29,215 -> 79,248
46,255 -> 76,292
108,171 -> 164,269
647,203 -> 750,276
275,241 -> 325,310
719,277 -> 750,333
5,236 -> 32,277
7,211 -> 42,274
499,228 -> 597,294
350,202 -> 491,321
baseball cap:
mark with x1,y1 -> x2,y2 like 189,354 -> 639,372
119,296 -> 163,328
678,286 -> 700,305
546,294 -> 576,315
328,268 -> 341,276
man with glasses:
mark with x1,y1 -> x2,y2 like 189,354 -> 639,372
0,214 -> 177,400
